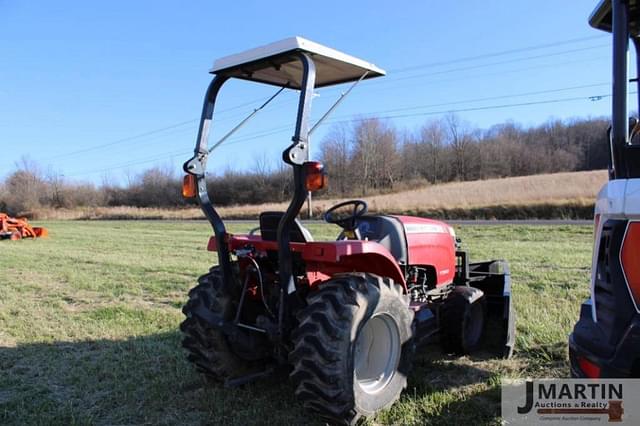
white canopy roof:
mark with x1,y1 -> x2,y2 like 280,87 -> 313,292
210,37 -> 386,89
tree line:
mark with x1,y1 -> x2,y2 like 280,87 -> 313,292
0,115 -> 610,215
321,114 -> 609,196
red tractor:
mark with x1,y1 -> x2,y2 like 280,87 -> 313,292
180,37 -> 515,424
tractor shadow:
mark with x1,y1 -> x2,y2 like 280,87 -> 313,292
397,344 -> 509,425
388,316 -> 523,424
1,331 -> 510,426
0,332 -> 308,426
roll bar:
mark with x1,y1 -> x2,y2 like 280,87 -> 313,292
183,53 -> 317,334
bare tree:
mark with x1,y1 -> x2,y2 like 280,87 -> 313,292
351,118 -> 399,195
419,120 -> 446,183
445,114 -> 473,180
320,123 -> 352,195
45,169 -> 65,208
3,157 -> 47,214
252,152 -> 272,194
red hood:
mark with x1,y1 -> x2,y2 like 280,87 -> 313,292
391,215 -> 456,286
391,215 -> 454,235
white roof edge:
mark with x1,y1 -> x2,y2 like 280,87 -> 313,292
210,36 -> 386,76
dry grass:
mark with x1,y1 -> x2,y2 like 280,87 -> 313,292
33,206 -> 206,221
34,170 -> 608,220
365,170 -> 607,211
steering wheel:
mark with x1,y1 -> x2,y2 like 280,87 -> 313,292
323,200 -> 368,230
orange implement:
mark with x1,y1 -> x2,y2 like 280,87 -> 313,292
0,213 -> 48,240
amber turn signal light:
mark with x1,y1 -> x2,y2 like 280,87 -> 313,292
304,161 -> 327,192
182,174 -> 197,198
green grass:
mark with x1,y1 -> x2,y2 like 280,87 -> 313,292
0,221 -> 593,425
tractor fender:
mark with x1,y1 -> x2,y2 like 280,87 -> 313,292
305,243 -> 407,290
451,285 -> 484,304
336,252 -> 406,288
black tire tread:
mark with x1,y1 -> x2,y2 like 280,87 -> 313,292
289,274 -> 413,425
180,266 -> 254,381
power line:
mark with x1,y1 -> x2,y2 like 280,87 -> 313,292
54,35 -> 616,174
52,35 -> 611,162
54,96 -> 301,162
48,119 -> 198,160
64,89 -> 621,177
342,93 -> 620,123
388,35 -> 606,73
64,125 -> 296,176
221,82 -> 613,136
64,149 -> 189,177
312,54 -> 610,102
325,82 -> 611,118
371,44 -> 609,86
47,94 -> 289,160
59,55 -> 610,165
331,55 -> 611,101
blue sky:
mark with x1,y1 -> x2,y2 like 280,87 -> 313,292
0,1 -> 629,184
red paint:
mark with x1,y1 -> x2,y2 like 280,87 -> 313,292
207,236 -> 218,251
237,257 -> 260,300
206,216 -> 458,291
392,216 -> 456,286
208,234 -> 406,288
577,356 -> 601,378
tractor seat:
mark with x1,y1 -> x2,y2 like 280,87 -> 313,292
259,211 -> 314,242
355,216 -> 408,265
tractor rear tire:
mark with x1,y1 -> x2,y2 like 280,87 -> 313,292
180,265 -> 268,381
441,292 -> 486,355
289,273 -> 414,425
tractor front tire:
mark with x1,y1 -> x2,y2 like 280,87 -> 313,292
180,266 -> 266,381
290,273 -> 414,425
441,291 -> 486,355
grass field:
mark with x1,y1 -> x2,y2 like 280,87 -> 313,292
0,221 -> 593,425
34,170 -> 607,220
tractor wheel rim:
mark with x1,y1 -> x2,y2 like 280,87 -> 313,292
354,313 -> 401,395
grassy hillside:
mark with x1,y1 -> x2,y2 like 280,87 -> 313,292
35,170 -> 608,220
1,221 -> 592,425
